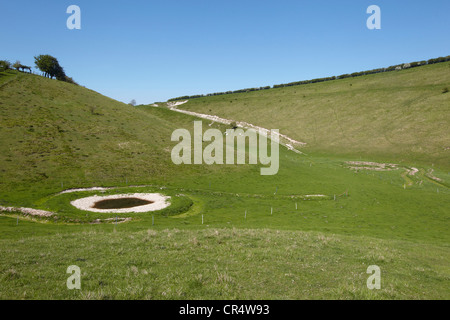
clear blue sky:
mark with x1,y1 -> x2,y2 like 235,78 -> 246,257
2,0 -> 449,104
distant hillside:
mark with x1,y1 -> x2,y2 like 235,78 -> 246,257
177,61 -> 450,168
168,55 -> 450,101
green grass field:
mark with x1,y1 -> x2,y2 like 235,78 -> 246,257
0,65 -> 449,299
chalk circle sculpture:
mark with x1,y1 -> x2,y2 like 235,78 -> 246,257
70,193 -> 171,213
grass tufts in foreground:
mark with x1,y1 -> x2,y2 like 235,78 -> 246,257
0,227 -> 448,299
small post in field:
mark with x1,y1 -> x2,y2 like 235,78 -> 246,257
295,202 -> 298,210
202,214 -> 204,225
245,210 -> 247,219
152,215 -> 154,226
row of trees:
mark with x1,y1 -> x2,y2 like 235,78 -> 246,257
168,55 -> 450,101
0,55 -> 77,85
168,86 -> 273,102
34,55 -> 65,79
34,54 -> 76,84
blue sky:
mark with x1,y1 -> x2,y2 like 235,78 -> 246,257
2,0 -> 449,104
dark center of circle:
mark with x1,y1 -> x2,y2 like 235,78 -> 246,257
92,197 -> 154,209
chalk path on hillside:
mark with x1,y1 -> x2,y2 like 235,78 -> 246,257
165,103 -> 446,188
166,100 -> 307,155
0,206 -> 54,217
343,161 -> 446,189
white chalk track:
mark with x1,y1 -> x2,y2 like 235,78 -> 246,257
70,193 -> 171,213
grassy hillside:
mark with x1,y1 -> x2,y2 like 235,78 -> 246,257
0,70 -> 249,205
178,62 -> 450,168
0,69 -> 449,299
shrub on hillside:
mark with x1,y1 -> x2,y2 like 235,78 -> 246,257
12,61 -> 21,70
0,60 -> 11,71
64,76 -> 78,85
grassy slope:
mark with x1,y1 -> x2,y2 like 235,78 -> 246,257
0,70 -> 449,299
179,62 -> 450,168
0,70 -> 248,205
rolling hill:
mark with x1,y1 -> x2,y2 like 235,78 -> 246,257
0,64 -> 449,300
175,61 -> 450,168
